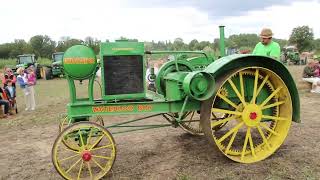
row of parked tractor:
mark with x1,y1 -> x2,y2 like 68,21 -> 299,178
11,52 -> 64,80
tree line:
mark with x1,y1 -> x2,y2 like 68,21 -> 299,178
0,25 -> 319,59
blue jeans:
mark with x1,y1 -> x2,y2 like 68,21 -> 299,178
0,99 -> 9,114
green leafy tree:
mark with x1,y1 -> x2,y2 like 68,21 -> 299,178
9,39 -> 33,58
189,39 -> 199,50
228,34 -> 259,48
289,26 -> 314,52
173,38 -> 185,50
313,39 -> 320,50
56,38 -> 83,52
29,35 -> 56,58
84,36 -> 101,54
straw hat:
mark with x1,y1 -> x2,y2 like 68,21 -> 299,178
260,28 -> 273,38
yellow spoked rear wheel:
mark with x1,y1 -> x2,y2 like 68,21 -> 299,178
52,122 -> 116,180
201,67 -> 292,163
59,116 -> 105,151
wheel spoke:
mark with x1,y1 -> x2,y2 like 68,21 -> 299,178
86,128 -> 93,149
257,126 -> 271,150
63,147 -> 80,154
59,154 -> 80,162
241,127 -> 250,160
89,134 -> 104,151
66,158 -> 82,173
77,160 -> 84,180
261,101 -> 285,110
239,72 -> 245,100
92,155 -> 112,160
91,144 -> 114,151
211,115 -> 235,128
228,79 -> 247,106
255,74 -> 269,101
260,123 -> 279,136
92,157 -> 106,172
187,111 -> 195,125
211,108 -> 242,116
262,115 -> 289,121
217,122 -> 244,143
79,130 -> 85,150
87,162 -> 93,179
259,87 -> 282,107
225,129 -> 238,154
248,128 -> 256,157
251,69 -> 259,104
217,93 -> 238,109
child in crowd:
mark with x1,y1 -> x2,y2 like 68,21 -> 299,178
4,81 -> 15,102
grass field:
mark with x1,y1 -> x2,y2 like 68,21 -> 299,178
0,58 -> 52,69
0,65 -> 319,179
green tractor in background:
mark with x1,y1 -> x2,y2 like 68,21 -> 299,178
13,54 -> 42,79
41,52 -> 64,80
281,46 -> 306,65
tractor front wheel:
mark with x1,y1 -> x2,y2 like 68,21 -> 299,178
200,67 -> 292,163
52,122 -> 116,179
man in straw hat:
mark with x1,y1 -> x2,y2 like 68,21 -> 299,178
253,28 -> 281,60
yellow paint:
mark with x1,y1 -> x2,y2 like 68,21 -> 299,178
52,122 -> 116,179
64,58 -> 95,64
111,47 -> 134,51
241,104 -> 262,127
208,67 -> 292,163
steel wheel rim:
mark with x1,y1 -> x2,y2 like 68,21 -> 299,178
207,67 -> 292,163
52,122 -> 116,180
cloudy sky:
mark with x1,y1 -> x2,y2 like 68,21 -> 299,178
0,0 -> 319,43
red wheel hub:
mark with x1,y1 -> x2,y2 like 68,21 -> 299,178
82,151 -> 92,161
249,112 -> 257,120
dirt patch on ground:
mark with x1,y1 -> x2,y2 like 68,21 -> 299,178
0,66 -> 319,180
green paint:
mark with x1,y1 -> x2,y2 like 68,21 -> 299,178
63,45 -> 97,80
219,25 -> 226,57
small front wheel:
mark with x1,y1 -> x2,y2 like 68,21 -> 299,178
52,122 -> 116,179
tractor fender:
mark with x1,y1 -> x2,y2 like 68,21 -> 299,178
204,54 -> 300,123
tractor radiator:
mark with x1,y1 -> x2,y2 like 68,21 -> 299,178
103,55 -> 144,95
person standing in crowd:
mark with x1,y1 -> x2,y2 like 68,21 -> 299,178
253,28 -> 281,60
26,66 -> 36,110
17,67 -> 35,111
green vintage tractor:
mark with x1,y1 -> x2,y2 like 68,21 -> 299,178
52,26 -> 300,179
281,46 -> 306,65
41,52 -> 64,80
13,54 -> 42,79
